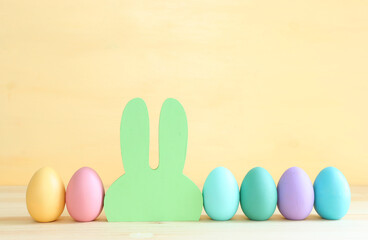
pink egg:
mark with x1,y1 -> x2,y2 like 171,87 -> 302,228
66,167 -> 104,222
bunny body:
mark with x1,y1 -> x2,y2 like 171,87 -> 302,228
105,171 -> 202,221
104,98 -> 203,221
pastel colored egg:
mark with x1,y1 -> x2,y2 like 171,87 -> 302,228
203,167 -> 239,221
26,167 -> 65,222
314,167 -> 350,220
66,167 -> 104,222
277,167 -> 314,220
240,167 -> 277,220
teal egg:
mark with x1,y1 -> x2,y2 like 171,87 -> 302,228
203,167 -> 239,220
314,167 -> 350,220
240,167 -> 277,220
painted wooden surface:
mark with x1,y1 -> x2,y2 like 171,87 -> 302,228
0,186 -> 367,239
2,0 -> 368,186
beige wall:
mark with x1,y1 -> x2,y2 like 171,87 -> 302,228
1,0 -> 368,186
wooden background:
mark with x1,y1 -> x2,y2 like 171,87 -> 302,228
1,0 -> 368,186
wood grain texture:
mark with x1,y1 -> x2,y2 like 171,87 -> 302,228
1,186 -> 368,239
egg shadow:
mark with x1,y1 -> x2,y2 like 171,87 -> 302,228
0,213 -> 326,226
0,214 -> 109,226
199,213 -> 325,222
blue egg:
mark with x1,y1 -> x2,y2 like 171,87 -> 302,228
203,167 -> 239,220
314,167 -> 351,220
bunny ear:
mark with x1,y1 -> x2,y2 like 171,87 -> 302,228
158,98 -> 188,173
120,98 -> 150,174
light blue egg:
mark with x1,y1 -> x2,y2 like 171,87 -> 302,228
314,167 -> 351,220
203,167 -> 239,220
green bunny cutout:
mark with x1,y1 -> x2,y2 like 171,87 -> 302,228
104,98 -> 203,221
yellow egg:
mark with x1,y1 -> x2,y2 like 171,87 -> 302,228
26,167 -> 65,222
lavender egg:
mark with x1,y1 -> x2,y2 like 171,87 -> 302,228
277,167 -> 314,220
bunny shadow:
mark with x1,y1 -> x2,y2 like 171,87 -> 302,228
104,98 -> 203,221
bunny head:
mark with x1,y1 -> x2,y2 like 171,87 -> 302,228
104,98 -> 203,221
